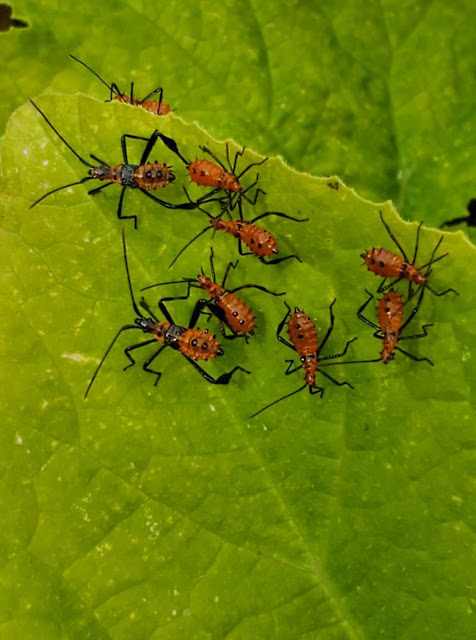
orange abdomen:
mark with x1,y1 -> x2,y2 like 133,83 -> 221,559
133,162 -> 173,190
188,159 -> 241,191
377,291 -> 404,334
377,292 -> 404,364
288,309 -> 318,387
362,248 -> 426,284
113,94 -> 172,115
211,219 -> 278,257
198,276 -> 256,334
138,99 -> 172,116
178,328 -> 221,361
221,295 -> 255,334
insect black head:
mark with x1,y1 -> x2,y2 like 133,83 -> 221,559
135,317 -> 156,332
217,346 -> 224,356
89,166 -> 110,179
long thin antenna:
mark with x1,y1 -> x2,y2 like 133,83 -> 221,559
85,230 -> 146,398
30,176 -> 94,209
30,99 -> 95,169
69,54 -> 117,95
379,211 -> 409,262
417,236 -> 447,271
169,225 -> 213,269
140,278 -> 193,292
122,229 -> 143,317
84,324 -> 140,398
249,383 -> 307,419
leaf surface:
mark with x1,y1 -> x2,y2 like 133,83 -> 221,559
0,94 -> 475,639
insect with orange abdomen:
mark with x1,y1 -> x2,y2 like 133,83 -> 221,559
153,132 -> 268,207
169,204 -> 308,268
30,100 -> 201,228
249,301 -> 357,418
84,232 -> 250,398
70,54 -> 172,115
142,248 -> 285,340
361,211 -> 458,297
348,288 -> 434,366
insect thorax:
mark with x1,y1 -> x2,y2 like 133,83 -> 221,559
164,323 -> 187,348
121,164 -> 140,187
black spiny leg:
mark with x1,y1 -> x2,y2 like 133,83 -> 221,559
229,282 -> 285,297
320,337 -> 358,363
123,338 -> 158,370
284,359 -> 301,375
396,324 -> 434,365
318,299 -> 337,353
394,346 -> 433,366
398,324 -> 433,341
235,151 -> 268,180
357,290 -> 380,330
120,131 -> 160,165
318,368 -> 353,389
139,131 -> 160,165
309,385 -> 325,397
110,82 -> 123,101
116,186 -> 137,229
379,211 -> 410,262
258,254 -> 302,266
377,277 -> 401,294
139,188 -> 198,211
259,254 -> 303,266
142,345 -> 167,385
276,302 -> 294,350
185,358 -> 250,384
188,298 -> 214,329
156,132 -> 191,166
140,86 -> 164,104
410,220 -> 423,266
251,210 -> 309,225
231,175 -> 265,209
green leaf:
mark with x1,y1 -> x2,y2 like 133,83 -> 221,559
1,1 -> 474,231
1,93 -> 475,639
